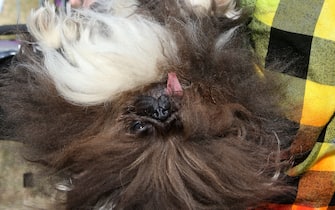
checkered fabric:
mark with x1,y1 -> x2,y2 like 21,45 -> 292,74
242,0 -> 335,209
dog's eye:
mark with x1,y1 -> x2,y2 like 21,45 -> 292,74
130,121 -> 152,135
133,121 -> 145,131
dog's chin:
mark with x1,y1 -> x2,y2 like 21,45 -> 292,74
58,137 -> 284,209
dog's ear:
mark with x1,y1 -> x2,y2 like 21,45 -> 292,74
26,2 -> 178,106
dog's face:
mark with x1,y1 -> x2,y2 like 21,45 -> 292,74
0,0 -> 297,209
49,75 -> 292,209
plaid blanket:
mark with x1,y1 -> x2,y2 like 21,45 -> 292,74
242,0 -> 335,209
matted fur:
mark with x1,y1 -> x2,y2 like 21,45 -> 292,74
0,0 -> 297,209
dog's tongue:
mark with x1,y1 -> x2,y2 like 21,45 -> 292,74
166,72 -> 183,96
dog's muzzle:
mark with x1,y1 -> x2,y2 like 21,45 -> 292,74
134,72 -> 183,122
134,95 -> 174,122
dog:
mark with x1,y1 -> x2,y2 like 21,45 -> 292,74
0,0 -> 298,209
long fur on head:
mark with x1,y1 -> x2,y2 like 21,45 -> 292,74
27,1 -> 178,105
0,0 -> 298,209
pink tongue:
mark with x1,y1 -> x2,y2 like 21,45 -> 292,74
166,72 -> 183,96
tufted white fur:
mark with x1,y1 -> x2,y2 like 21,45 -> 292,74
89,0 -> 139,17
26,0 -> 239,106
215,0 -> 241,18
27,1 -> 178,106
184,0 -> 213,15
184,0 -> 240,18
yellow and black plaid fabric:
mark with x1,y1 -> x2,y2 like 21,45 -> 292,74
242,0 -> 335,209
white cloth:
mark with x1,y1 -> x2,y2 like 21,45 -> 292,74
0,0 -> 4,13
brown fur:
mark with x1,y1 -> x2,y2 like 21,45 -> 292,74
0,0 -> 298,209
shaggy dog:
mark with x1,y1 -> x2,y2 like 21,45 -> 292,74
0,0 -> 297,209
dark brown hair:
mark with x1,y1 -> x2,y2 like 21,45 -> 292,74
0,0 -> 298,209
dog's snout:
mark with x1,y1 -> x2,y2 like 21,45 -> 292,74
135,95 -> 173,122
153,95 -> 171,121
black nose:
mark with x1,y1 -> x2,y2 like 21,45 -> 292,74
134,95 -> 172,121
153,95 -> 171,121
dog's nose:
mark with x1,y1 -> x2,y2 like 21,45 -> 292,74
134,95 -> 172,122
152,95 -> 171,121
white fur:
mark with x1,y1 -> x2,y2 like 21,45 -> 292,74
91,0 -> 139,17
215,0 -> 241,19
215,25 -> 240,49
185,0 -> 240,18
27,2 -> 178,105
28,5 -> 63,49
184,0 -> 213,15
